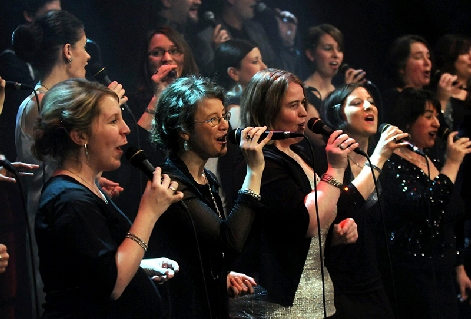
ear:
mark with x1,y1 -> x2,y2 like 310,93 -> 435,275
227,67 -> 239,82
179,130 -> 189,142
70,129 -> 89,146
62,44 -> 72,62
161,0 -> 172,9
23,11 -> 34,23
305,49 -> 315,62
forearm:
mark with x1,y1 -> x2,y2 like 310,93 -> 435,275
240,168 -> 262,194
304,167 -> 343,237
351,153 -> 386,199
137,95 -> 159,131
112,212 -> 159,299
440,160 -> 461,183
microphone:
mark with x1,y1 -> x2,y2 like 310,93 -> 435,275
255,2 -> 297,24
125,146 -> 155,180
89,63 -> 133,114
5,81 -> 34,91
228,128 -> 303,144
203,11 -> 217,28
0,155 -> 16,173
338,63 -> 372,85
307,117 -> 368,157
379,123 -> 426,157
434,70 -> 463,89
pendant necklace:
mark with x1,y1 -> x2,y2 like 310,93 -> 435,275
64,168 -> 108,204
348,155 -> 365,169
203,172 -> 223,219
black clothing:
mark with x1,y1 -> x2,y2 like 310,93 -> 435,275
379,154 -> 462,319
324,165 -> 394,318
230,144 -> 313,307
36,175 -> 162,318
147,155 -> 262,318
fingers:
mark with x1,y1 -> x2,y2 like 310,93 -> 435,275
239,126 -> 270,146
0,245 -> 9,273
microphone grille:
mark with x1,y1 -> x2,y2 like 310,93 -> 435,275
307,117 -> 325,134
379,123 -> 390,133
228,128 -> 240,144
339,64 -> 350,75
125,146 -> 146,166
203,11 -> 215,21
255,2 -> 268,13
89,63 -> 107,81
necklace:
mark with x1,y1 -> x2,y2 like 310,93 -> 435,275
400,148 -> 426,166
348,155 -> 366,169
202,172 -> 223,219
64,168 -> 108,204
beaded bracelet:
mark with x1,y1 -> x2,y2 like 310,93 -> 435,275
365,162 -> 382,174
320,173 -> 344,189
125,232 -> 148,252
238,189 -> 261,201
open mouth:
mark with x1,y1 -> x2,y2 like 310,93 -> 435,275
330,61 -> 339,67
216,135 -> 227,142
365,114 -> 375,122
429,131 -> 437,138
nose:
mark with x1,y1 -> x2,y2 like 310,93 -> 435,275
299,103 -> 308,117
261,60 -> 267,69
363,100 -> 373,111
432,115 -> 440,127
423,56 -> 431,67
122,121 -> 131,135
161,51 -> 173,62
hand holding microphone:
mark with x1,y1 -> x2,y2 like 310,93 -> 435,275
339,64 -> 371,86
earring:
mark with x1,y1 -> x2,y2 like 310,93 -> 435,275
183,140 -> 189,151
84,144 -> 89,160
68,58 -> 73,63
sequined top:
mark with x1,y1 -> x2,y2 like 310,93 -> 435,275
380,153 -> 460,269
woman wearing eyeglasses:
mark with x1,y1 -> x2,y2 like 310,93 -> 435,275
103,26 -> 199,219
134,26 -> 199,131
147,75 -> 271,318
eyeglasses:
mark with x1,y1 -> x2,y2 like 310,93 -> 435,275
194,112 -> 231,127
148,48 -> 183,58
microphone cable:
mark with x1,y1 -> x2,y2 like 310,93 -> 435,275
303,135 -> 328,318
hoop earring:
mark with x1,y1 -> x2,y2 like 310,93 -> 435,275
84,144 -> 89,160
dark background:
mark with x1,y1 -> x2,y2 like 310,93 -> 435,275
1,0 -> 470,92
0,0 -> 470,317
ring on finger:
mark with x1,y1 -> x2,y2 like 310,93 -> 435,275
339,145 -> 345,150
246,134 -> 253,141
169,186 -> 176,192
393,137 -> 397,143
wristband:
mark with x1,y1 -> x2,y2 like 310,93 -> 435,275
321,173 -> 344,189
365,162 -> 382,174
238,189 -> 261,201
145,108 -> 157,115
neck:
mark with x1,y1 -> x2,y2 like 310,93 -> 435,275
178,150 -> 207,184
274,140 -> 295,154
41,67 -> 70,92
60,158 -> 98,186
222,10 -> 243,30
305,72 -> 334,91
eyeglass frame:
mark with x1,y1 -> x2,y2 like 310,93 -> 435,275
147,47 -> 183,58
194,112 -> 231,127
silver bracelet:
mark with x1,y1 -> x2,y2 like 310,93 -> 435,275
125,232 -> 148,252
145,107 -> 157,115
365,162 -> 382,174
238,189 -> 261,201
